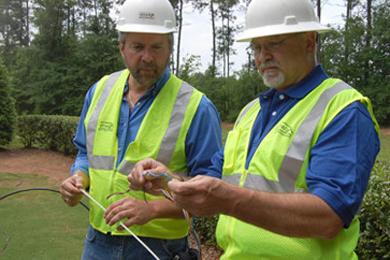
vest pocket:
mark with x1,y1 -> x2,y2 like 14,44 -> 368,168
223,129 -> 241,171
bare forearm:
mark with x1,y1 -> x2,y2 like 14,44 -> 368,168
168,176 -> 343,238
223,184 -> 343,239
149,199 -> 187,219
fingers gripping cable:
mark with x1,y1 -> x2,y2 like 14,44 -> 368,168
80,189 -> 160,260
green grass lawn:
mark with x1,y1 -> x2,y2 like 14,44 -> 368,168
0,173 -> 89,259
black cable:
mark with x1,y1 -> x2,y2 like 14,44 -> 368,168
0,188 -> 89,210
190,225 -> 202,259
0,187 -> 89,257
0,188 -> 203,259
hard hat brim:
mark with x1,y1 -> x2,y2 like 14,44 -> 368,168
116,24 -> 176,34
236,22 -> 332,42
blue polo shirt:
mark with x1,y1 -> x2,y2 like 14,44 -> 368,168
71,68 -> 222,177
208,65 -> 380,227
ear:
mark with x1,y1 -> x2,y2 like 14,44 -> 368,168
306,32 -> 317,53
119,42 -> 125,58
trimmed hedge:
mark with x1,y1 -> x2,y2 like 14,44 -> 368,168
193,161 -> 390,257
356,161 -> 390,258
17,115 -> 79,155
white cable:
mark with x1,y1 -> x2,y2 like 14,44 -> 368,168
80,189 -> 160,260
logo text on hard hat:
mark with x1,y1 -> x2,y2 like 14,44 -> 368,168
139,12 -> 155,20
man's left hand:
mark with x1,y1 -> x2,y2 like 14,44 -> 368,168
104,197 -> 155,229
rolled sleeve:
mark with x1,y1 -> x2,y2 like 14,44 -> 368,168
185,96 -> 222,177
71,150 -> 89,176
70,83 -> 97,176
206,149 -> 224,178
307,102 -> 380,227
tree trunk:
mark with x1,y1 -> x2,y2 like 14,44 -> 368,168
210,0 -> 216,76
227,10 -> 230,77
246,50 -> 250,73
363,0 -> 372,85
345,0 -> 353,64
175,0 -> 183,75
4,1 -> 10,49
316,0 -> 321,63
25,0 -> 30,45
222,16 -> 226,77
81,0 -> 86,37
317,0 -> 321,21
67,4 -> 71,35
94,0 -> 98,18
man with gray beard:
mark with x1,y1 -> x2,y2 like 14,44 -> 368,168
128,0 -> 380,258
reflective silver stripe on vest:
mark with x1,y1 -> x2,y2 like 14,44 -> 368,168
222,174 -> 241,185
118,160 -> 135,175
87,71 -> 123,170
235,98 -> 258,126
156,82 -> 194,166
223,173 -> 291,192
241,81 -> 351,192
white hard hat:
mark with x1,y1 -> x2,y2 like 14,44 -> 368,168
236,0 -> 331,42
116,0 -> 176,34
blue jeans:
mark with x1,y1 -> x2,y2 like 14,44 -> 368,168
81,226 -> 188,260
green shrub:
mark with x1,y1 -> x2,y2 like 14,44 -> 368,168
17,115 -> 79,155
193,215 -> 219,246
357,161 -> 390,258
0,59 -> 16,145
17,115 -> 44,148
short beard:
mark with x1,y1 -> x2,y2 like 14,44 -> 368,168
259,61 -> 285,89
131,68 -> 159,87
261,71 -> 285,89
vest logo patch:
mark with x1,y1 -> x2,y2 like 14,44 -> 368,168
98,121 -> 113,132
278,122 -> 293,137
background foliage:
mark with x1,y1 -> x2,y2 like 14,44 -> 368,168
0,58 -> 16,145
356,161 -> 390,258
0,0 -> 388,124
17,115 -> 79,155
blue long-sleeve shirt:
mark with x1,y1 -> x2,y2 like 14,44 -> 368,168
71,68 -> 222,177
207,65 -> 380,227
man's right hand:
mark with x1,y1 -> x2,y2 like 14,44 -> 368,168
129,158 -> 169,194
60,171 -> 89,207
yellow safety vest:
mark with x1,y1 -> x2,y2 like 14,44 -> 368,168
84,69 -> 203,238
216,78 -> 379,259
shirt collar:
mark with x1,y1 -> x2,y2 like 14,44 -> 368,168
260,65 -> 329,100
123,67 -> 171,97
